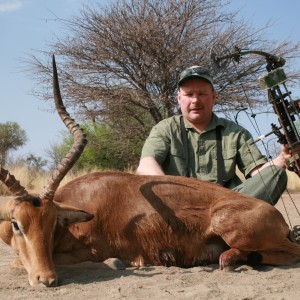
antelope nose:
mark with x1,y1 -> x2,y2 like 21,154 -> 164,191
43,274 -> 58,287
31,272 -> 58,287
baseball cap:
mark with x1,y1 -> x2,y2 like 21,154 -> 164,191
178,66 -> 214,88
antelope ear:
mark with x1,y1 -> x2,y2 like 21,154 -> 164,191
54,201 -> 94,227
0,197 -> 14,220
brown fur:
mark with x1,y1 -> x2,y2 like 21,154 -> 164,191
1,170 -> 300,287
53,171 -> 300,268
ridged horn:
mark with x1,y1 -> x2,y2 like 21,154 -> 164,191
0,165 -> 31,201
39,55 -> 87,201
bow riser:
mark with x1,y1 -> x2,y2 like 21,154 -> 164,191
259,67 -> 300,175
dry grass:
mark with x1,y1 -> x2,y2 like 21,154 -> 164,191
287,170 -> 300,190
1,166 -> 300,196
0,166 -> 96,196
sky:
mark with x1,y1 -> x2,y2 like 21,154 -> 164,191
0,0 -> 107,162
1,0 -> 300,163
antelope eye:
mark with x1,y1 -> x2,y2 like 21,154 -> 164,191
12,221 -> 20,231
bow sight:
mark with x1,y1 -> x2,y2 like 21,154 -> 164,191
211,44 -> 300,176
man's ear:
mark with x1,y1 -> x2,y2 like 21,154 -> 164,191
178,87 -> 183,105
54,201 -> 94,227
212,91 -> 217,105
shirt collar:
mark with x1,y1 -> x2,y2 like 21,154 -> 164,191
204,113 -> 224,132
182,113 -> 224,132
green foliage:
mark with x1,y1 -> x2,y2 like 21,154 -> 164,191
0,122 -> 27,166
25,153 -> 48,172
55,121 -> 145,171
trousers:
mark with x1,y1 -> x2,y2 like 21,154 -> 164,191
232,166 -> 287,205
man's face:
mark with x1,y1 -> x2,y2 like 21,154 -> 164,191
178,78 -> 216,128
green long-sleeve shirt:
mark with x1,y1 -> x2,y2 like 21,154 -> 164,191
141,114 -> 267,189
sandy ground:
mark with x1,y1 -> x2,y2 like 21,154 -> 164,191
1,192 -> 300,300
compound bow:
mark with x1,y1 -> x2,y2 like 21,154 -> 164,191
211,45 -> 300,176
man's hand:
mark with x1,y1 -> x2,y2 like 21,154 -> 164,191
279,144 -> 292,168
250,144 -> 292,177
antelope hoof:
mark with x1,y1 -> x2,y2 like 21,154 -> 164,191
103,258 -> 125,270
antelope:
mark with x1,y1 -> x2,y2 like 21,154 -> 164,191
1,57 -> 300,288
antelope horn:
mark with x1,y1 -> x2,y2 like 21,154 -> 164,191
0,165 -> 31,201
39,55 -> 87,201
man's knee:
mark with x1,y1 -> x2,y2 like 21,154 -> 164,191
233,166 -> 287,205
261,166 -> 287,205
275,166 -> 288,193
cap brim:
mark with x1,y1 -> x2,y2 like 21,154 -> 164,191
178,74 -> 213,87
